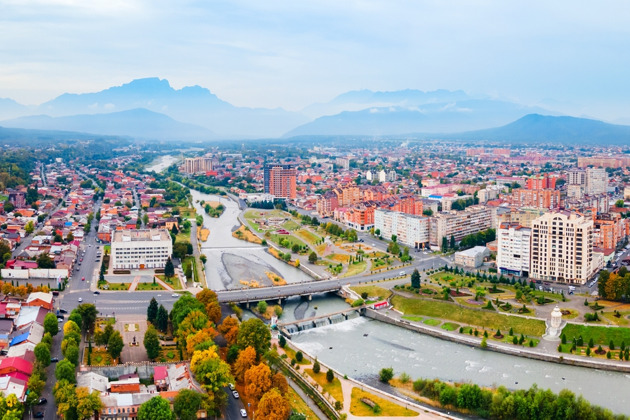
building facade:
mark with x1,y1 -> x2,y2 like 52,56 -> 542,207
530,211 -> 594,284
585,167 -> 608,195
497,222 -> 531,276
374,210 -> 430,248
183,157 -> 213,174
508,189 -> 561,209
110,229 -> 173,270
264,164 -> 297,199
428,205 -> 496,248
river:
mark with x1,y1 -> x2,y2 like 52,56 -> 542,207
290,302 -> 630,415
146,155 -> 180,173
189,189 -> 312,291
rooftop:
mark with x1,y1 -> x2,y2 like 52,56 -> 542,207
112,229 -> 170,243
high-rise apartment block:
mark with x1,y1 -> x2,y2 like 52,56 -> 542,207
585,167 -> 608,195
428,205 -> 496,247
508,189 -> 561,209
526,175 -> 556,190
497,223 -> 531,277
530,211 -> 594,284
183,157 -> 213,174
374,210 -> 430,248
263,164 -> 297,199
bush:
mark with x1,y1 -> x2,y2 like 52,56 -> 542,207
313,359 -> 321,374
361,292 -> 368,299
379,367 -> 394,383
296,351 -> 303,362
257,301 -> 268,313
326,369 -> 334,383
399,372 -> 411,384
279,335 -> 286,348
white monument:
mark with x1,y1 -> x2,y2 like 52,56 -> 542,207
543,305 -> 565,341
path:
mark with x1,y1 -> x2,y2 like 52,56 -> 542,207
128,276 -> 141,291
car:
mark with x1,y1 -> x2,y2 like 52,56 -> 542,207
228,383 -> 235,391
59,308 -> 68,314
232,390 -> 239,399
94,291 -> 100,295
81,277 -> 85,281
57,317 -> 63,323
37,397 -> 47,405
240,409 -> 247,418
34,412 -> 45,418
51,357 -> 59,363
78,297 -> 83,302
172,293 -> 178,298
399,271 -> 406,276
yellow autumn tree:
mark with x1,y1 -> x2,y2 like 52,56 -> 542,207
234,345 -> 257,383
257,388 -> 291,420
186,327 -> 218,358
218,316 -> 239,346
244,362 -> 272,400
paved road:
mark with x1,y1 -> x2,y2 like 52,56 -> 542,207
224,386 -> 248,420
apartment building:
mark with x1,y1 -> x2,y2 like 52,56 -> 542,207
530,211 -> 594,284
585,167 -> 608,195
508,189 -> 561,209
110,229 -> 172,270
578,156 -> 630,169
497,208 -> 547,228
183,157 -> 213,174
497,222 -> 531,277
263,164 -> 297,199
374,210 -> 430,248
568,169 -> 586,187
593,213 -> 629,251
428,205 -> 496,248
526,175 -> 556,190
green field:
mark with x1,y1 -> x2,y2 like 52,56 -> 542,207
270,233 -> 307,250
561,323 -> 630,346
343,261 -> 368,277
350,285 -> 392,301
423,318 -> 441,326
295,229 -> 322,245
136,282 -> 165,291
392,295 -> 546,337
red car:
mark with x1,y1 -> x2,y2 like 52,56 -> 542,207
81,277 -> 85,281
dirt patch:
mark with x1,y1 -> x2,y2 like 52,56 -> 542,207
199,228 -> 210,241
223,253 -> 283,289
232,225 -> 262,244
265,271 -> 287,285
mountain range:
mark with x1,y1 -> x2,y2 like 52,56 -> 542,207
1,78 -> 629,143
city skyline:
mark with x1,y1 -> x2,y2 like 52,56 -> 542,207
1,1 -> 630,123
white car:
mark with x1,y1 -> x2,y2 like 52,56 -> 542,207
172,294 -> 178,298
240,409 -> 247,418
78,297 -> 83,302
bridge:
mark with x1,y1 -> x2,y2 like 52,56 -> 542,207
215,278 -> 347,304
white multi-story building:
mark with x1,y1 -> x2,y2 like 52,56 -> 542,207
530,211 -> 594,284
378,169 -> 387,183
428,205 -> 496,248
568,169 -> 586,186
374,210 -> 429,248
585,167 -> 608,195
110,229 -> 172,270
497,222 -> 531,277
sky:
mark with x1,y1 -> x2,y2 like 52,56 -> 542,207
1,0 -> 630,121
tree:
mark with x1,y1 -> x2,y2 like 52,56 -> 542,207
138,396 -> 175,420
308,251 -> 318,264
107,330 -> 124,361
55,359 -> 76,383
379,367 -> 394,383
190,347 -> 234,395
53,379 -> 78,418
147,297 -> 158,324
144,326 -> 161,361
69,310 -> 83,330
75,387 -> 103,420
411,269 -> 420,289
450,235 -> 456,250
313,358 -> 321,374
616,199 -> 625,208
244,362 -> 272,400
76,303 -> 98,334
237,318 -> 271,358
257,300 -> 268,314
441,237 -> 448,253
25,220 -> 35,235
63,320 -> 81,336
257,388 -> 291,420
36,252 -> 56,268
170,295 -> 205,332
186,328 -> 218,357
234,346 -> 257,382
34,342 -> 51,367
272,372 -> 289,395
164,257 -> 175,278
326,369 -> 335,383
157,304 -> 169,332
65,344 -> 79,366
44,312 -> 59,336
173,389 -> 202,420
218,316 -> 239,346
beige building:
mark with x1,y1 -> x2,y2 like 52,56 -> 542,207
183,157 -> 213,174
530,211 -> 595,284
374,210 -> 430,248
110,229 -> 172,270
429,205 -> 496,248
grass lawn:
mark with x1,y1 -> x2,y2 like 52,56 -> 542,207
351,285 -> 392,301
560,308 -> 580,320
136,282 -> 166,291
343,261 -> 368,277
350,387 -> 417,417
283,220 -> 301,231
392,295 -> 546,337
602,311 -> 630,326
284,346 -> 310,365
562,323 -> 630,346
86,348 -> 115,366
315,244 -> 326,254
402,315 -> 424,322
441,322 -> 460,331
158,346 -> 182,362
423,318 -> 441,326
295,229 -> 322,245
179,207 -> 196,219
286,386 -> 320,420
103,245 -> 111,254
270,233 -> 307,249
156,274 -> 180,289
327,254 -> 350,263
175,231 -> 190,243
306,369 -> 344,403
100,282 -> 130,291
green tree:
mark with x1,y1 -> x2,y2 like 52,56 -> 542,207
441,237 -> 448,253
69,310 -> 83,330
411,269 -> 421,289
25,220 -> 35,235
147,297 -> 158,324
157,304 -> 169,332
34,342 -> 51,367
76,387 -> 103,420
173,390 -> 202,420
257,300 -> 268,314
170,295 -> 205,332
55,359 -> 76,383
76,303 -> 98,334
107,330 -> 124,361
237,318 -> 271,359
138,396 -> 175,420
144,326 -> 161,361
65,344 -> 79,366
308,251 -> 318,264
36,252 -> 56,268
313,358 -> 321,374
164,257 -> 175,278
326,368 -> 334,383
450,235 -> 456,250
44,312 -> 59,336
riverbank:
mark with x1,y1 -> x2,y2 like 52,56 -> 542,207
366,307 -> 630,374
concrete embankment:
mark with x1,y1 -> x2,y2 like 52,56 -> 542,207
364,308 -> 630,374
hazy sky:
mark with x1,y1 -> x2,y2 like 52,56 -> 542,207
1,0 -> 629,121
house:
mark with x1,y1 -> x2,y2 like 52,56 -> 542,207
14,306 -> 47,330
153,366 -> 168,391
10,323 -> 44,347
0,376 -> 27,402
0,357 -> 33,376
24,292 -> 54,311
0,319 -> 14,349
109,376 -> 141,393
77,371 -> 109,393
